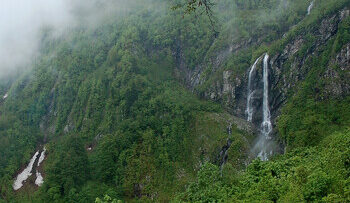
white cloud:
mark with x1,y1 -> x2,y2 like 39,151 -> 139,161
0,0 -> 76,76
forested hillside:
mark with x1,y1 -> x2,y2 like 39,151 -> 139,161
0,0 -> 349,202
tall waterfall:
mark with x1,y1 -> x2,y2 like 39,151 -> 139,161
246,57 -> 261,122
261,54 -> 272,139
246,53 -> 274,161
257,54 -> 272,161
307,1 -> 314,15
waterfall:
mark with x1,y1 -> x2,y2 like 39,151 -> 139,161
246,53 -> 274,161
37,147 -> 46,167
13,147 -> 46,190
257,54 -> 272,161
35,147 -> 46,186
246,57 -> 261,122
13,151 -> 39,190
219,123 -> 233,175
35,171 -> 44,186
2,92 -> 8,99
307,1 -> 314,15
261,54 -> 272,139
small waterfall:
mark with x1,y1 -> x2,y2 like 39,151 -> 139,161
37,147 -> 46,167
246,57 -> 261,122
13,147 -> 46,190
307,1 -> 314,15
13,151 -> 39,190
35,171 -> 44,186
219,123 -> 233,175
35,147 -> 46,186
2,92 -> 8,99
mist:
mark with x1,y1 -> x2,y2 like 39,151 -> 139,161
0,0 -> 140,78
0,0 -> 74,76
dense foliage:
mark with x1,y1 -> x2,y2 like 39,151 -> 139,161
0,0 -> 349,202
177,129 -> 350,202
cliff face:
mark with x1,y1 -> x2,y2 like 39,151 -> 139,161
180,6 -> 350,139
323,42 -> 350,99
270,7 -> 350,121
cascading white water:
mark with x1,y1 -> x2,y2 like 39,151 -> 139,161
2,92 -> 8,99
307,1 -> 314,15
37,147 -> 46,167
246,53 -> 275,161
13,147 -> 46,190
35,147 -> 46,186
35,170 -> 44,186
257,53 -> 272,161
13,151 -> 39,190
246,57 -> 261,122
261,54 -> 272,139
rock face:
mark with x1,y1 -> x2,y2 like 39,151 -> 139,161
323,43 -> 350,99
178,7 -> 350,138
269,7 -> 350,121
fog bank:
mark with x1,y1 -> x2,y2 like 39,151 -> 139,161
0,0 -> 74,76
0,0 -> 135,78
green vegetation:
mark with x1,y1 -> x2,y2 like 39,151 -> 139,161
177,129 -> 350,202
0,0 -> 349,202
278,16 -> 350,150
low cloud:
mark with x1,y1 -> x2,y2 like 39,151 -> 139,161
0,0 -> 136,78
0,0 -> 76,76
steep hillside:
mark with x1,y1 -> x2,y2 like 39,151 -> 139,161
0,0 -> 349,202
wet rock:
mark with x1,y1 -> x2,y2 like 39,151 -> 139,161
217,137 -> 232,173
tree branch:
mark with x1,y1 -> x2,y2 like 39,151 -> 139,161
172,0 -> 218,36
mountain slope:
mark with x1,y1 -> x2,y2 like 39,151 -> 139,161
0,0 -> 349,202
